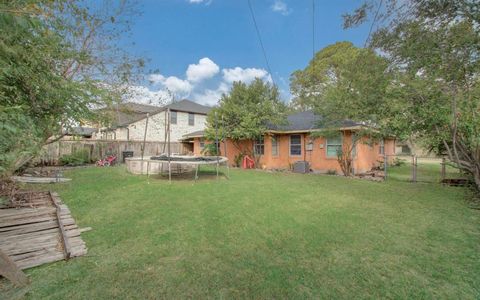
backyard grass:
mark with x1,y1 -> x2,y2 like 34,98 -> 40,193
2,164 -> 480,299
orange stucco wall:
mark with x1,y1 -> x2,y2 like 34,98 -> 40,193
193,132 -> 395,174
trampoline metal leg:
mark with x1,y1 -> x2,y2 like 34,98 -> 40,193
195,165 -> 199,181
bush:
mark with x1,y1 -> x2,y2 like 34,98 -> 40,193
233,153 -> 244,167
201,143 -> 219,156
326,169 -> 337,175
59,149 -> 90,166
391,157 -> 406,167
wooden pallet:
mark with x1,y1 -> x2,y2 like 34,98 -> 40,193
0,191 -> 87,270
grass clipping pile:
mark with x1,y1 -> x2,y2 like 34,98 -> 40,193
0,181 -> 88,270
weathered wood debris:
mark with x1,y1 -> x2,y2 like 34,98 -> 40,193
11,176 -> 72,184
0,191 -> 87,270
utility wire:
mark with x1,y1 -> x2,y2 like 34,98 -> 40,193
247,0 -> 276,87
364,0 -> 383,47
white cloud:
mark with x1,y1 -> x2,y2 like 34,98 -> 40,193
186,57 -> 220,82
163,76 -> 192,94
136,59 -> 275,107
148,73 -> 192,95
222,67 -> 271,84
192,82 -> 229,106
271,0 -> 291,16
188,0 -> 212,4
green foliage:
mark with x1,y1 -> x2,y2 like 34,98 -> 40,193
390,157 -> 406,167
326,169 -> 337,175
205,79 -> 286,155
0,0 -> 141,177
59,149 -> 90,166
341,0 -> 480,189
290,42 -> 394,136
233,153 -> 244,167
0,106 -> 41,175
200,143 -> 219,156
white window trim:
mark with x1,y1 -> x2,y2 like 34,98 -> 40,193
254,136 -> 265,155
271,135 -> 279,157
326,135 -> 343,158
188,113 -> 195,126
379,139 -> 385,155
290,134 -> 302,157
170,111 -> 177,125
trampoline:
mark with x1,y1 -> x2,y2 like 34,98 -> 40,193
129,107 -> 229,182
125,155 -> 228,181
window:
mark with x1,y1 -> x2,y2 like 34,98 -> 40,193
379,139 -> 385,155
271,135 -> 279,156
188,113 -> 195,126
199,138 -> 205,149
170,111 -> 177,124
352,134 -> 358,158
326,135 -> 342,157
290,135 -> 302,156
254,136 -> 264,155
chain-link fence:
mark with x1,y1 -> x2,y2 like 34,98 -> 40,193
387,155 -> 465,183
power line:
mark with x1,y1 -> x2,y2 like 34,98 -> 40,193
247,0 -> 276,87
365,0 -> 383,47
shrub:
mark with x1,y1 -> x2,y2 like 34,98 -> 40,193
59,149 -> 90,166
201,143 -> 219,156
391,157 -> 406,167
233,153 -> 244,167
326,169 -> 337,175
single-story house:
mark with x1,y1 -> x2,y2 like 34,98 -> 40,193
61,126 -> 96,140
182,111 -> 395,174
93,99 -> 211,147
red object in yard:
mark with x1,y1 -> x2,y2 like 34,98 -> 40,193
96,155 -> 117,167
242,155 -> 255,169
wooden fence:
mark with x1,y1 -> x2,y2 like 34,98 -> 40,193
36,140 -> 185,165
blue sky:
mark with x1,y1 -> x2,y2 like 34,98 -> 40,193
127,0 -> 372,106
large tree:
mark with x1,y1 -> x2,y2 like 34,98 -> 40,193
0,0 -> 142,176
293,1 -> 480,189
206,79 -> 286,164
290,42 -> 393,130
290,42 -> 394,175
342,0 -> 480,189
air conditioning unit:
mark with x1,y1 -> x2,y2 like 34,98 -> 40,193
293,161 -> 310,173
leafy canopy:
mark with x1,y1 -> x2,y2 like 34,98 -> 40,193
290,41 -> 394,136
342,0 -> 480,188
206,79 -> 286,144
0,0 -> 142,176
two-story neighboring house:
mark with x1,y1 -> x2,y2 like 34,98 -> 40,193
93,99 -> 211,146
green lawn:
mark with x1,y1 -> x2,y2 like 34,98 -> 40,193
2,165 -> 480,299
388,157 -> 464,183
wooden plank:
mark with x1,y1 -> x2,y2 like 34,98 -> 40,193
0,190 -> 87,270
0,249 -> 29,287
0,215 -> 57,228
0,220 -> 59,235
11,176 -> 72,184
15,252 -> 65,270
78,227 -> 92,233
49,192 -> 71,260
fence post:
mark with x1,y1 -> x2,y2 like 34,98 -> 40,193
412,155 -> 417,182
441,157 -> 446,184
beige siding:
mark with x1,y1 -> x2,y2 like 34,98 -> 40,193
93,111 -> 207,142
